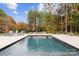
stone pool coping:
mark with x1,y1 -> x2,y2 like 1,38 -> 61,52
0,34 -> 79,51
52,34 -> 79,49
0,35 -> 27,50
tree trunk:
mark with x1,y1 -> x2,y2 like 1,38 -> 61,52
65,4 -> 68,33
35,19 -> 37,32
61,16 -> 63,32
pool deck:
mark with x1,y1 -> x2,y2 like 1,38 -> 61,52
52,34 -> 79,49
0,35 -> 26,49
0,33 -> 79,50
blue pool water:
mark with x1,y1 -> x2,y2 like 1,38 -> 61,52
0,35 -> 79,56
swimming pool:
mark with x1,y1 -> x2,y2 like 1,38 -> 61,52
0,35 -> 79,56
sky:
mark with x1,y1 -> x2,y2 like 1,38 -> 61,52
0,3 -> 41,23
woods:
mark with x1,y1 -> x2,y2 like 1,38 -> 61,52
0,3 -> 79,34
0,9 -> 29,33
27,3 -> 79,34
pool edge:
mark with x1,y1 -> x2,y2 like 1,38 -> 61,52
0,36 -> 27,52
0,35 -> 79,52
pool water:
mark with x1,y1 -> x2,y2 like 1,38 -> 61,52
0,35 -> 79,56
